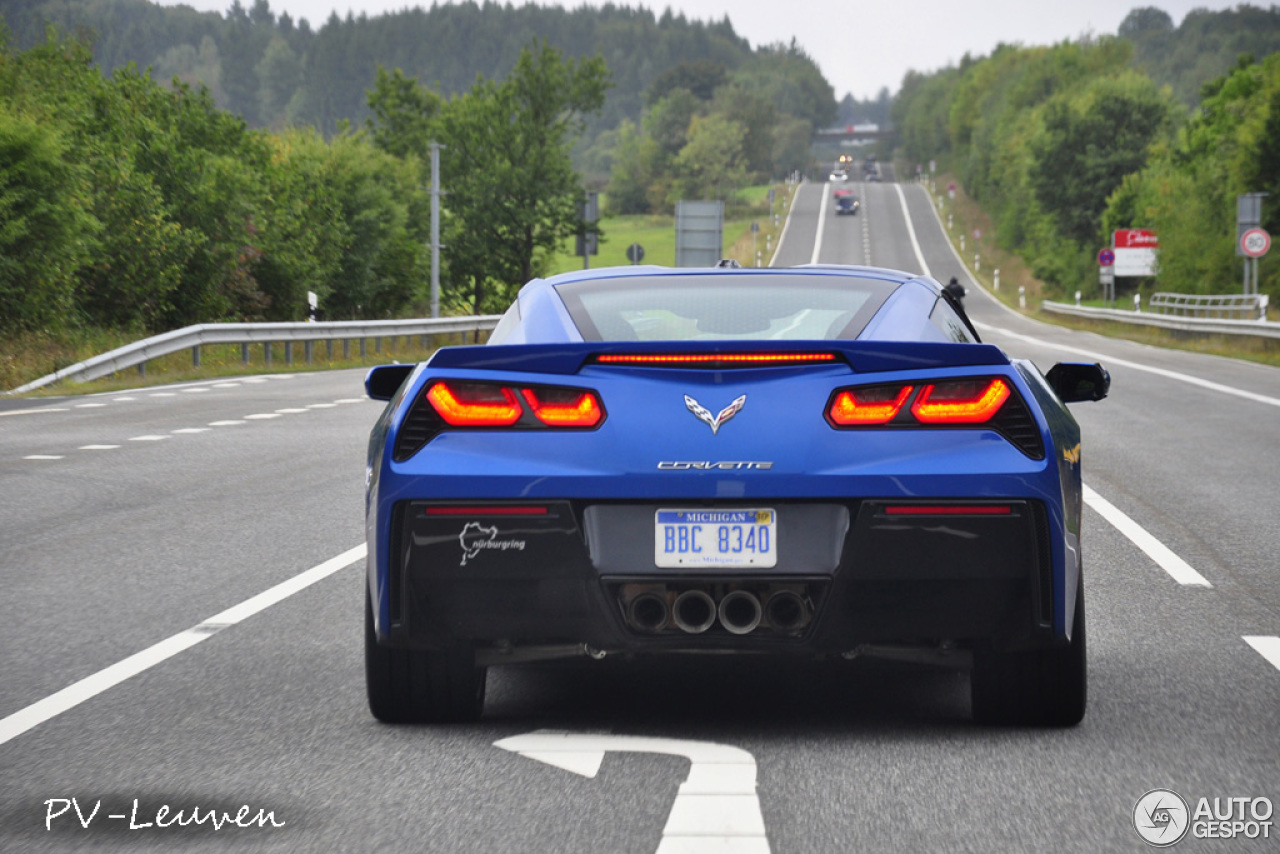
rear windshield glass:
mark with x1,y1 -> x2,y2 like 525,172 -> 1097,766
556,274 -> 897,342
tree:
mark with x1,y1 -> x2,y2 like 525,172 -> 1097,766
1030,72 -> 1175,244
433,41 -> 609,314
669,113 -> 748,203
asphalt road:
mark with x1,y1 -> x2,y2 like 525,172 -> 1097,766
2,179 -> 1278,853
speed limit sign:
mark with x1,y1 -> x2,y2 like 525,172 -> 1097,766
1241,227 -> 1271,258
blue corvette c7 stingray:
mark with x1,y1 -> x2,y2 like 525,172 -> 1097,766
363,264 -> 1109,726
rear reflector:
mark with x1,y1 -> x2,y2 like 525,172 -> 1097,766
426,382 -> 522,426
911,378 -> 1010,424
883,505 -> 1013,516
594,352 -> 837,367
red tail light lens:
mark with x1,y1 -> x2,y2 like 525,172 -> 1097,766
828,385 -> 913,425
911,378 -> 1010,424
521,388 -> 603,427
426,382 -> 522,426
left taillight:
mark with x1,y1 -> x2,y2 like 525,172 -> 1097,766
394,380 -> 605,462
825,376 -> 1043,459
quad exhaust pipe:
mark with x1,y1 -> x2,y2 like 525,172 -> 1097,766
622,585 -> 811,635
672,590 -> 717,634
627,592 -> 669,633
717,590 -> 762,635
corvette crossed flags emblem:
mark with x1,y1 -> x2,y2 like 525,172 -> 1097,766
684,394 -> 746,435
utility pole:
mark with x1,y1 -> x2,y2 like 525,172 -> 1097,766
430,142 -> 444,318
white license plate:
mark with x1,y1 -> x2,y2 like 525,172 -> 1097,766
654,509 -> 777,568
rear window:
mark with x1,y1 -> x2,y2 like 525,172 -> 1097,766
557,274 -> 897,342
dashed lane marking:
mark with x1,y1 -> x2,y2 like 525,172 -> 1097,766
208,420 -> 246,427
23,455 -> 64,460
1244,637 -> 1280,673
171,428 -> 210,434
1083,485 -> 1211,586
128,435 -> 169,442
78,445 -> 120,451
244,413 -> 281,420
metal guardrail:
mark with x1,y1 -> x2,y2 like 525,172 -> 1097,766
1041,301 -> 1280,341
8,316 -> 501,395
1149,292 -> 1269,320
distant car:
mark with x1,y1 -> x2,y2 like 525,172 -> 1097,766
364,264 -> 1109,726
833,189 -> 860,215
828,170 -> 848,182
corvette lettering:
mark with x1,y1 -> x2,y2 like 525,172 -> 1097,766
657,461 -> 773,470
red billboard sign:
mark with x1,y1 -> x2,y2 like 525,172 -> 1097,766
1113,229 -> 1159,248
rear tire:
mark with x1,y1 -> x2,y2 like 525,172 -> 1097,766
971,579 -> 1086,726
365,588 -> 486,723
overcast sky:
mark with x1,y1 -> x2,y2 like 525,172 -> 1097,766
159,0 -> 1246,100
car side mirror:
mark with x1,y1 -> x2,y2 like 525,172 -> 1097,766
1046,362 -> 1109,403
365,364 -> 414,401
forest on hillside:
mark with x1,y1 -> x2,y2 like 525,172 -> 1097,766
892,6 -> 1280,307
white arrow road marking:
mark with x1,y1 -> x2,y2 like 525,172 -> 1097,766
495,731 -> 770,853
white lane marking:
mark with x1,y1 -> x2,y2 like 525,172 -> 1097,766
23,455 -> 64,460
334,398 -> 365,404
306,403 -> 337,409
209,420 -> 246,426
275,408 -> 309,414
1243,636 -> 1280,672
0,408 -> 71,417
149,393 -> 176,398
242,378 -> 268,384
128,435 -> 169,442
111,397 -> 136,402
496,731 -> 769,854
78,445 -> 120,451
182,388 -> 210,394
1083,485 -> 1211,586
893,182 -> 932,278
0,544 -> 365,747
768,183 -> 803,267
171,428 -> 210,434
212,383 -> 241,388
244,413 -> 281,420
809,184 -> 829,265
975,322 -> 1280,409
75,403 -> 108,409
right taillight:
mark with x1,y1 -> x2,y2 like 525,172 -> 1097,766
825,376 -> 1043,459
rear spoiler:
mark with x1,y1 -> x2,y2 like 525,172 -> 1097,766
424,340 -> 1011,375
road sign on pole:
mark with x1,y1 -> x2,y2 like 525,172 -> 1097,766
1098,249 -> 1115,267
1241,228 -> 1271,258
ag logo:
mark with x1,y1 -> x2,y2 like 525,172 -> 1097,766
684,394 -> 746,435
1133,789 -> 1190,846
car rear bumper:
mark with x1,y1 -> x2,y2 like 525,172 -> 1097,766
375,498 -> 1058,657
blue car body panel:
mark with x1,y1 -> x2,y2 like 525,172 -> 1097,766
365,265 -> 1090,660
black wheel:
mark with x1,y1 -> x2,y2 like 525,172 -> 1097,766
971,579 -> 1086,726
365,588 -> 486,723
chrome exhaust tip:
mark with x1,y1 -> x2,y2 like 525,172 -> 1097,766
627,592 -> 670,633
764,590 -> 807,631
672,590 -> 717,634
718,590 -> 763,635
